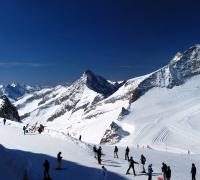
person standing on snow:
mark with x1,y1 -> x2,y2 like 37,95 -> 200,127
97,146 -> 102,165
148,164 -> 153,180
125,146 -> 130,160
43,159 -> 50,179
114,146 -> 118,158
126,156 -> 139,176
3,118 -> 6,125
161,162 -> 167,180
166,166 -> 171,180
140,154 -> 146,173
93,145 -> 97,158
23,126 -> 26,135
191,163 -> 197,180
79,135 -> 82,141
57,152 -> 62,169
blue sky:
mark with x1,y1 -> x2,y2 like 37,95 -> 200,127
0,0 -> 200,85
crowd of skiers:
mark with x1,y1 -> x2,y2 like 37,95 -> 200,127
91,145 -> 197,180
39,145 -> 197,180
0,121 -> 197,179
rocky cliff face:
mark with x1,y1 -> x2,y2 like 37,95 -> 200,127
100,122 -> 129,144
0,96 -> 20,121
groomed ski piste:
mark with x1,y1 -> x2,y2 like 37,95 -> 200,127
0,119 -> 200,180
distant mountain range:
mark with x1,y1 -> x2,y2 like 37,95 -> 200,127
0,83 -> 41,101
1,45 -> 200,151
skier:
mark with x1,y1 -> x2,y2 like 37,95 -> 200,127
79,135 -> 82,141
161,162 -> 167,180
57,152 -> 62,169
148,164 -> 153,180
97,146 -> 102,165
3,118 -> 6,125
101,166 -> 108,180
126,156 -> 139,176
191,163 -> 196,180
140,154 -> 146,173
43,159 -> 50,179
125,146 -> 130,160
166,166 -> 171,180
23,126 -> 26,135
114,146 -> 118,158
38,124 -> 45,134
93,145 -> 97,158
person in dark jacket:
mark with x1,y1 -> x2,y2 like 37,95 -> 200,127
79,135 -> 82,141
97,147 -> 102,164
161,163 -> 167,180
126,156 -> 139,176
93,145 -> 97,158
140,154 -> 146,173
3,118 -> 6,125
125,146 -> 130,160
114,146 -> 118,158
57,152 -> 62,169
23,126 -> 26,135
166,166 -> 171,180
191,163 -> 196,180
148,164 -> 153,180
43,159 -> 50,179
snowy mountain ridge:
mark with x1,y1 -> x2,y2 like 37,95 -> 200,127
13,44 -> 200,152
0,83 -> 41,101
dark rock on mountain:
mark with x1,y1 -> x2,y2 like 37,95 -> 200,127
100,122 -> 129,144
0,96 -> 20,121
85,70 -> 125,97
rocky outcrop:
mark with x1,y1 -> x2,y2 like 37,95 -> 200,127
100,122 -> 129,144
0,96 -> 20,121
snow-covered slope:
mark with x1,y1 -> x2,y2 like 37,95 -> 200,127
0,120 -> 199,180
119,74 -> 200,153
15,70 -> 127,143
14,44 -> 200,152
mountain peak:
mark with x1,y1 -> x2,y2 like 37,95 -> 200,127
77,69 -> 124,97
189,44 -> 200,50
170,52 -> 183,64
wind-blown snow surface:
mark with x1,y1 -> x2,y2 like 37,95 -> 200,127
0,120 -> 200,180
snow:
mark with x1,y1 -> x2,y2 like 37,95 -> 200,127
0,83 -> 41,101
0,98 -> 4,108
119,75 -> 200,153
0,119 -> 199,180
1,44 -> 200,179
170,52 -> 183,64
0,120 -> 125,180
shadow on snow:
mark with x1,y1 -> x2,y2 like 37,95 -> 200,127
0,145 -> 126,180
